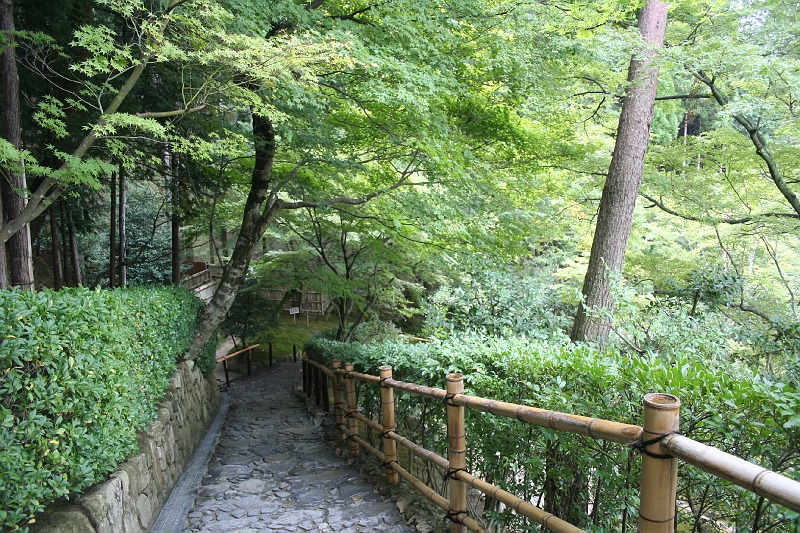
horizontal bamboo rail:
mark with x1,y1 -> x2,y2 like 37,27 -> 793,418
306,357 -> 800,533
663,433 -> 800,512
337,423 -> 488,533
216,344 -> 259,387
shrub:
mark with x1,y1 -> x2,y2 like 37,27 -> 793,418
0,286 -> 202,532
308,333 -> 800,533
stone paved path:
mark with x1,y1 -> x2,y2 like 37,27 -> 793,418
182,361 -> 415,533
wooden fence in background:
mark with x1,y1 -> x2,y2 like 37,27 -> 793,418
302,357 -> 800,533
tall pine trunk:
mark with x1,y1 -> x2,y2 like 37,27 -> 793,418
68,211 -> 82,286
49,206 -> 62,290
1,0 -> 33,290
571,0 -> 668,345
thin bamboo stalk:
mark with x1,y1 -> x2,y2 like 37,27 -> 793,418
447,373 -> 467,533
380,365 -> 399,484
374,375 -> 642,445
332,360 -> 346,441
352,410 -> 382,433
321,369 -> 330,412
216,344 -> 261,363
345,363 -> 359,456
638,393 -> 680,533
314,365 -> 322,407
662,434 -> 800,513
453,469 -> 585,533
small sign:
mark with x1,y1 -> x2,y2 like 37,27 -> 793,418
289,307 -> 300,315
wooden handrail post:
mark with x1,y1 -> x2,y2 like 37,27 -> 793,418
247,346 -> 252,376
302,359 -> 308,393
321,369 -> 330,412
332,361 -> 346,441
314,365 -> 322,407
380,365 -> 399,484
223,358 -> 230,388
269,342 -> 273,366
639,393 -> 680,533
345,363 -> 359,456
293,344 -> 297,362
446,373 -> 467,533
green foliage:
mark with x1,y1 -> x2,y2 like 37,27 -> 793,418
196,334 -> 218,379
308,332 -> 800,532
0,286 -> 202,531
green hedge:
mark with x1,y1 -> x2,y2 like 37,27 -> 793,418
0,286 -> 203,532
305,334 -> 800,532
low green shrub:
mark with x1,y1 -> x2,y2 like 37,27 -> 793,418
308,333 -> 800,533
0,286 -> 203,532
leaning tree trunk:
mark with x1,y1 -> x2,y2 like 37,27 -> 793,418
183,112 -> 282,360
1,0 -> 33,290
571,0 -> 668,345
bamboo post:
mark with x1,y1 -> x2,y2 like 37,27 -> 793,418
321,370 -> 330,412
314,365 -> 322,407
332,360 -> 346,441
302,359 -> 308,393
306,361 -> 313,398
247,346 -> 252,376
223,358 -> 230,388
446,373 -> 467,533
269,342 -> 273,366
345,363 -> 359,456
380,365 -> 399,484
638,393 -> 680,533
293,344 -> 297,362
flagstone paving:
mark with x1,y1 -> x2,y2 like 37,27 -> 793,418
180,360 -> 416,533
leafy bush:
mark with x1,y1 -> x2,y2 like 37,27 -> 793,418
0,286 -> 203,532
308,333 -> 800,533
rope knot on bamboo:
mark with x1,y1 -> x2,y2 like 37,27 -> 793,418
442,393 -> 458,406
444,508 -> 468,524
444,467 -> 469,481
379,376 -> 391,388
633,432 -> 680,459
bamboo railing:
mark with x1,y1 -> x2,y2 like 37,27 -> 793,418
216,344 -> 259,387
301,357 -> 800,533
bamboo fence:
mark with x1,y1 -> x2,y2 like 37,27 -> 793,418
301,357 -> 800,533
216,343 -> 259,387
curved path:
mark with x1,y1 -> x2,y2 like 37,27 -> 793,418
180,360 -> 415,533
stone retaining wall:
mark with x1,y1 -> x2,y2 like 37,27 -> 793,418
30,360 -> 220,533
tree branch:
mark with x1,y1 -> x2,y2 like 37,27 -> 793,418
641,193 -> 800,224
655,93 -> 712,101
135,104 -> 206,118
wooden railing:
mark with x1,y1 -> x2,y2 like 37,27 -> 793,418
302,357 -> 800,533
216,344 -> 259,387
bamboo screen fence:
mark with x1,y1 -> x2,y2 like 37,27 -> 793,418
301,357 -> 800,533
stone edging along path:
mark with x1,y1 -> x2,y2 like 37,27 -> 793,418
177,360 -> 447,533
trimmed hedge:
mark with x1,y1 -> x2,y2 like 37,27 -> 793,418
305,334 -> 800,532
0,286 -> 203,532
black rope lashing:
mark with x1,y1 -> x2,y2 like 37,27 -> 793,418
382,460 -> 398,469
633,432 -> 680,459
381,429 -> 395,439
379,376 -> 391,388
444,509 -> 467,524
444,467 -> 469,481
442,393 -> 457,406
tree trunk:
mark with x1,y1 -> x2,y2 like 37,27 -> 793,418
118,165 -> 126,286
183,112 -> 281,360
570,0 -> 668,345
109,171 -> 116,288
1,0 -> 33,290
68,211 -> 82,286
59,204 -> 70,285
49,205 -> 63,290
